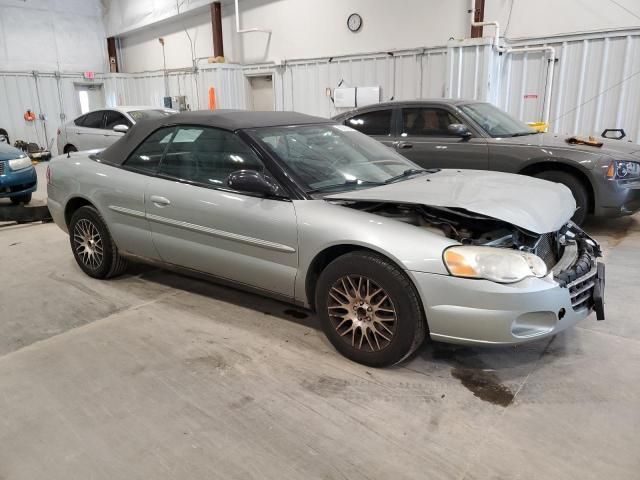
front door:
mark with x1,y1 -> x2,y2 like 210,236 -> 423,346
144,125 -> 299,298
396,107 -> 489,169
102,110 -> 132,146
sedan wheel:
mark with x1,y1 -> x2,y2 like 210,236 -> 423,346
69,205 -> 128,279
316,251 -> 426,367
328,275 -> 397,352
73,218 -> 104,270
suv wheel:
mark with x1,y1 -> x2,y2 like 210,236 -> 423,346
69,206 -> 128,279
534,170 -> 589,225
316,251 -> 426,367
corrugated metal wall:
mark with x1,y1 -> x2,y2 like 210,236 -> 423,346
3,29 -> 640,156
101,65 -> 247,111
244,48 -> 448,118
0,72 -> 85,155
449,31 -> 640,141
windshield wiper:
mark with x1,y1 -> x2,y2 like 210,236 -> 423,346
307,179 -> 383,194
384,168 -> 435,184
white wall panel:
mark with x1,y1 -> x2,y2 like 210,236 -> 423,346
443,31 -> 640,142
0,73 -> 84,155
495,32 -> 640,141
101,65 -> 248,112
247,49 -> 448,119
0,0 -> 106,72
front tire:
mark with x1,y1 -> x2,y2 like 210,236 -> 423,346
533,170 -> 589,225
316,251 -> 426,367
10,193 -> 32,205
69,206 -> 128,279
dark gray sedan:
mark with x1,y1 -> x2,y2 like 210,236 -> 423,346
334,100 -> 640,224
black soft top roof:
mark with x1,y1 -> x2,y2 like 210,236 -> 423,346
99,110 -> 333,166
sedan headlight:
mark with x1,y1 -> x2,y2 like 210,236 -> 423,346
607,160 -> 640,180
443,246 -> 548,284
8,156 -> 32,171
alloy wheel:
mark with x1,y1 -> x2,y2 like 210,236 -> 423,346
73,218 -> 104,270
327,275 -> 397,352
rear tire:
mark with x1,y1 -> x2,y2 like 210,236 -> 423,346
315,251 -> 426,367
533,170 -> 589,225
69,206 -> 128,279
10,193 -> 32,205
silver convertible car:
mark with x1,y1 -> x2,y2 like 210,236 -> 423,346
47,111 -> 605,366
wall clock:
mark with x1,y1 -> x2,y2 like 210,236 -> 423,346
347,13 -> 363,32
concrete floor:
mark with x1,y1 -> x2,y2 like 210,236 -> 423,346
0,202 -> 639,478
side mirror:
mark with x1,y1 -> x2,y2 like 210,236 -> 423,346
227,170 -> 279,196
113,124 -> 129,133
448,124 -> 472,138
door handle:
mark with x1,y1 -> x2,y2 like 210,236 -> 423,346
150,195 -> 171,207
397,141 -> 413,149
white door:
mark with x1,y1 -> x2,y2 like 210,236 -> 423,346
247,75 -> 274,111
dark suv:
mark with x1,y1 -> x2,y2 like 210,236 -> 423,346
333,100 -> 640,224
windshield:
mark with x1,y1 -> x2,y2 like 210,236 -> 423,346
129,109 -> 176,123
251,124 -> 424,193
460,103 -> 537,138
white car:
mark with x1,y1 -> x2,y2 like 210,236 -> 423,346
57,106 -> 177,154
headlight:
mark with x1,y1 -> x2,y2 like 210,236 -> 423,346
606,160 -> 640,180
443,246 -> 548,283
8,156 -> 32,171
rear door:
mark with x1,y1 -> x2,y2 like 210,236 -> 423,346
74,110 -> 107,150
342,108 -> 396,148
397,106 -> 489,169
144,125 -> 299,298
103,110 -> 132,146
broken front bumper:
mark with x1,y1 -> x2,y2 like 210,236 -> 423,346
409,248 -> 604,346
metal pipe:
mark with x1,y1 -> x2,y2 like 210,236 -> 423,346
235,0 -> 271,34
212,1 -> 224,57
469,0 -> 503,51
505,45 -> 557,125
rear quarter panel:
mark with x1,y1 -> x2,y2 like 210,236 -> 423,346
48,154 -> 157,258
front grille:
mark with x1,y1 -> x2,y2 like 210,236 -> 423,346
535,232 -> 558,270
0,161 -> 5,175
568,267 -> 597,311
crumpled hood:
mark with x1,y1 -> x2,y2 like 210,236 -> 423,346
506,133 -> 640,159
326,169 -> 576,234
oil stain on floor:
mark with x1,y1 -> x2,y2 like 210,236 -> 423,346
427,345 -> 516,407
450,367 -> 515,407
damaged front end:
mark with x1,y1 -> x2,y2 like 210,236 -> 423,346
333,200 -> 605,320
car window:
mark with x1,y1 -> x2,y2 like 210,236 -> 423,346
129,109 -> 176,123
459,102 -> 537,137
401,108 -> 461,137
345,110 -> 392,136
104,111 -> 132,129
124,127 -> 175,173
253,124 -> 417,192
74,114 -> 87,127
158,126 -> 265,187
81,111 -> 105,129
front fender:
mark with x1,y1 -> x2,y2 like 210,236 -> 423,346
293,200 -> 457,303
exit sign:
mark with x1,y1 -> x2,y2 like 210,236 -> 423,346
83,71 -> 96,80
